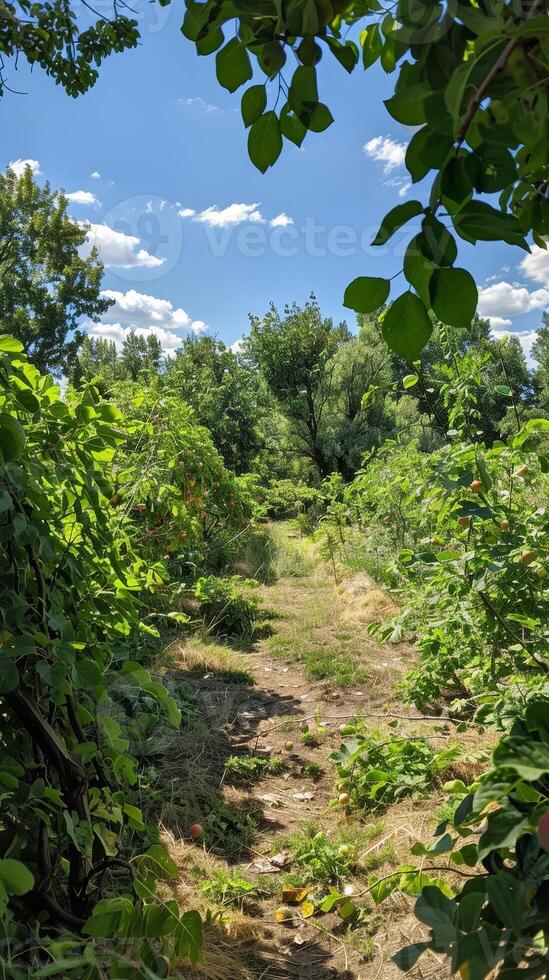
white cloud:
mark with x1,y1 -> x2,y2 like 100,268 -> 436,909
91,171 -> 101,179
80,223 -> 165,269
8,158 -> 41,177
87,288 -> 208,353
65,190 -> 101,208
87,323 -> 185,354
486,316 -> 513,329
178,207 -> 196,218
192,203 -> 264,228
478,281 -> 549,320
230,338 -> 245,354
270,212 -> 294,228
182,96 -> 219,113
520,244 -> 549,286
398,182 -> 411,198
363,136 -> 406,174
100,288 -> 193,330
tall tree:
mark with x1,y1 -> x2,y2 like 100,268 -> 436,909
0,167 -> 112,372
165,335 -> 268,472
246,297 -> 349,477
532,312 -> 549,410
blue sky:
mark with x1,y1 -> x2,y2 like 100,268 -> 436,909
3,5 -> 547,361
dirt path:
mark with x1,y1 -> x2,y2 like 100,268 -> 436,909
157,526 -> 457,979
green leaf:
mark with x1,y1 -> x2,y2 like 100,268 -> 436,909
361,23 -> 382,69
83,896 -> 133,937
139,844 -> 179,881
0,859 -> 34,896
248,111 -> 283,173
486,871 -> 525,930
493,736 -> 549,780
215,38 -> 252,93
280,104 -> 307,146
0,658 -> 19,694
420,214 -> 457,266
478,808 -> 528,861
402,374 -> 419,389
343,276 -> 390,313
454,201 -> 529,249
174,909 -> 203,964
302,101 -> 334,133
415,886 -> 457,944
429,268 -> 478,329
403,236 -> 435,306
241,85 -> 266,127
385,86 -> 428,125
382,292 -> 433,361
372,201 -> 424,246
392,942 -> 429,971
0,335 -> 24,353
324,36 -> 359,73
0,413 -> 26,463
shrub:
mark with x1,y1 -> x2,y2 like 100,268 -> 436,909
193,575 -> 260,640
330,729 -> 461,810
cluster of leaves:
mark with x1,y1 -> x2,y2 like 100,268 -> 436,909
388,696 -> 549,979
224,752 -> 284,782
282,824 -> 362,883
105,380 -> 255,582
331,727 -> 460,809
199,868 -> 258,908
0,335 -> 219,974
0,0 -> 139,96
183,0 -> 548,360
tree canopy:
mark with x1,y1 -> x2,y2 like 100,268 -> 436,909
0,167 -> 111,372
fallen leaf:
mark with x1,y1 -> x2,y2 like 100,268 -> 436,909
292,792 -> 314,802
299,900 -> 315,918
293,931 -> 305,945
275,906 -> 293,923
282,885 -> 310,904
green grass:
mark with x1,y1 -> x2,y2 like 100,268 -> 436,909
268,522 -> 318,579
267,629 -> 370,687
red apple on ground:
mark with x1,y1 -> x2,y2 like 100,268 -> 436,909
189,823 -> 204,840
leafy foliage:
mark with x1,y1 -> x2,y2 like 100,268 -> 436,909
0,0 -> 139,96
392,697 -> 549,979
182,0 -> 548,357
331,729 -> 460,810
0,168 -> 111,372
